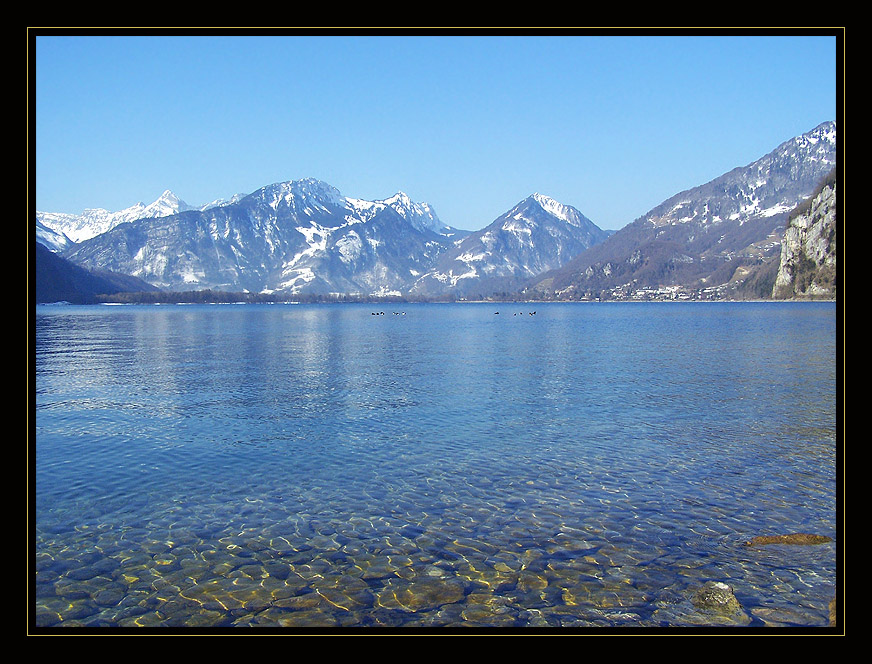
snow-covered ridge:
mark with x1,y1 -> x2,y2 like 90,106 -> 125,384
35,219 -> 73,253
38,179 -> 451,247
345,190 -> 445,234
642,121 -> 837,230
531,192 -> 574,224
37,189 -> 197,243
200,193 -> 246,210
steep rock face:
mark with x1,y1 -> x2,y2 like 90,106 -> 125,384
772,170 -> 837,298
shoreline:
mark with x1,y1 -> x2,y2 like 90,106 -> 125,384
35,297 -> 838,307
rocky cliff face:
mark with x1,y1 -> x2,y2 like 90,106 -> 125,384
772,170 -> 837,299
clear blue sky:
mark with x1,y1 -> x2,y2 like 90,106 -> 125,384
33,33 -> 838,231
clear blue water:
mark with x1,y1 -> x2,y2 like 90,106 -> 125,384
33,301 -> 838,629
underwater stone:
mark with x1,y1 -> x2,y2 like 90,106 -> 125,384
275,609 -> 339,627
461,604 -> 518,626
91,583 -> 127,607
34,605 -> 62,627
182,609 -> 230,627
119,611 -> 165,627
751,605 -> 826,627
273,592 -> 327,611
692,581 -> 744,616
264,561 -> 291,580
65,566 -> 103,581
743,533 -> 832,546
517,571 -> 548,593
650,580 -> 752,627
54,578 -> 91,600
376,577 -> 466,613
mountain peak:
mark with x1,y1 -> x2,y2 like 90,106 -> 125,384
36,189 -> 194,243
388,191 -> 412,202
254,178 -> 346,213
511,192 -> 583,227
375,191 -> 445,234
291,178 -> 344,200
141,189 -> 192,217
379,191 -> 415,212
530,192 -> 563,210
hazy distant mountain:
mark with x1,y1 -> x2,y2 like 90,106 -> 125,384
529,121 -> 836,299
199,193 -> 248,211
37,190 -> 197,244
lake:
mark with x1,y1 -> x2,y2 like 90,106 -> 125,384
32,301 -> 839,629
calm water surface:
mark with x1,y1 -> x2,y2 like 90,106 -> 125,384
33,302 -> 838,628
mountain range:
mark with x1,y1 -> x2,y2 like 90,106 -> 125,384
35,121 -> 836,302
36,190 -> 246,245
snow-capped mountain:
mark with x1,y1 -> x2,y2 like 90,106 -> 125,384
639,121 -> 836,230
60,179 -> 606,297
39,121 -> 836,301
60,179 -> 468,296
35,219 -> 73,253
410,193 -> 610,296
532,121 -> 837,298
199,193 -> 247,211
362,191 -> 464,237
37,190 -> 196,244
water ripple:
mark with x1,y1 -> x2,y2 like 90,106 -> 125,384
34,302 -> 838,628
